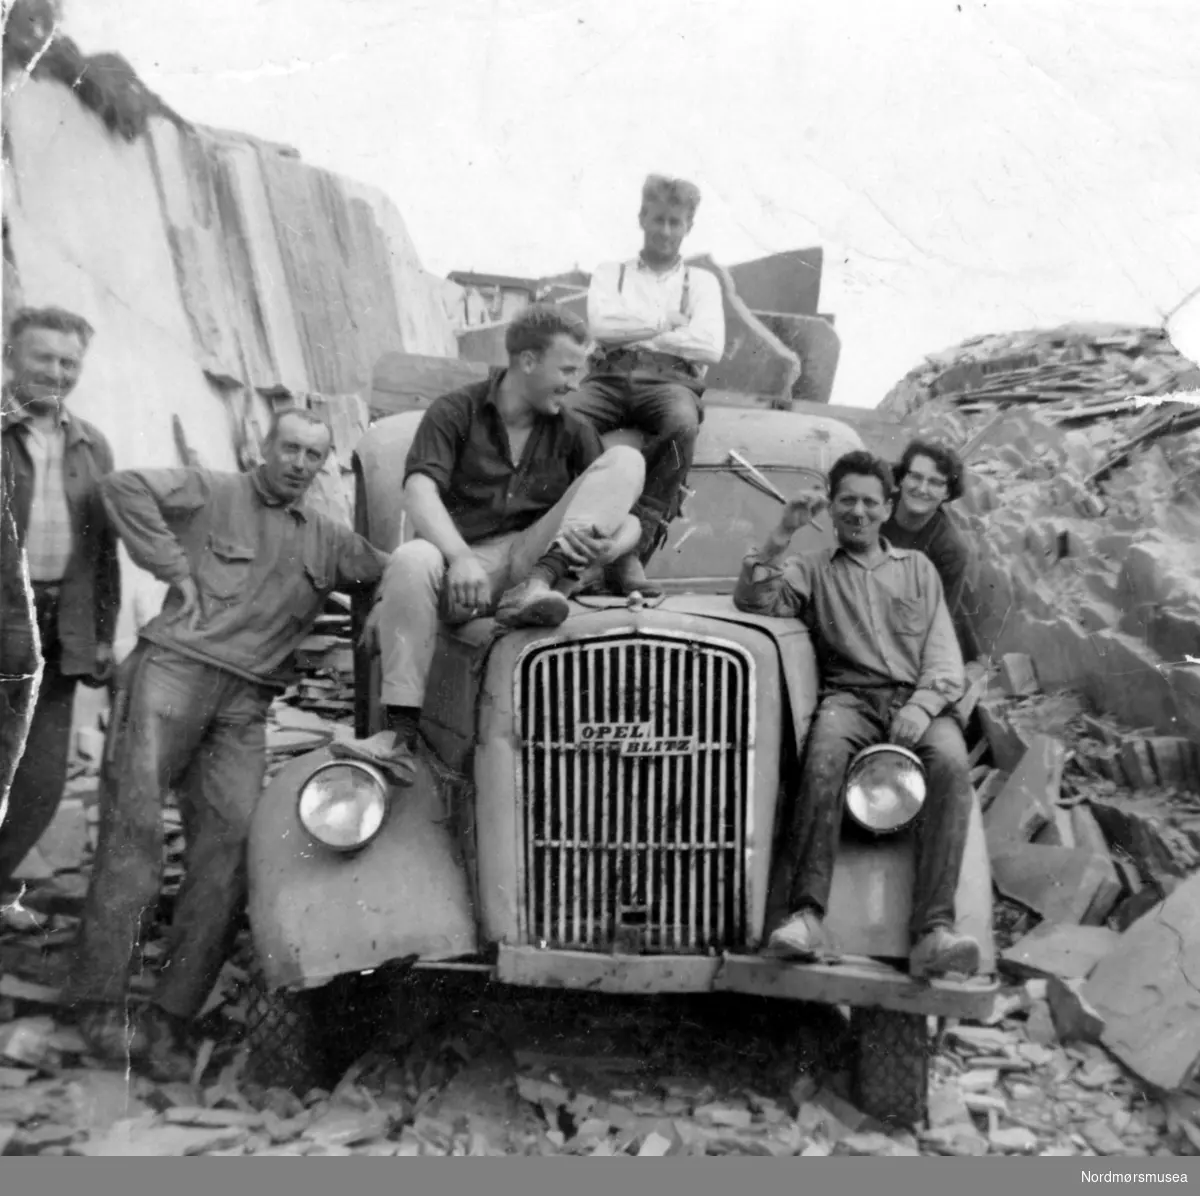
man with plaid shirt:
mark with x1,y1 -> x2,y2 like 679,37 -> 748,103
1,307 -> 120,905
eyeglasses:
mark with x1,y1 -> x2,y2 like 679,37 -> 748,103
903,471 -> 948,492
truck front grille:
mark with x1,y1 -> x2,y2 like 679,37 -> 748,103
516,633 -> 753,953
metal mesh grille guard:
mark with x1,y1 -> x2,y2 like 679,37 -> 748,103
516,633 -> 753,953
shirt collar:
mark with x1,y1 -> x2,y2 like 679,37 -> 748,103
634,252 -> 684,275
479,367 -> 508,411
251,465 -> 308,520
2,394 -> 71,435
478,367 -> 557,427
831,536 -> 910,564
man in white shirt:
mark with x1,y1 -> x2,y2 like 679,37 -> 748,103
569,175 -> 726,594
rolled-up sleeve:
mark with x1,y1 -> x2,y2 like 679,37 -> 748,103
332,525 -> 389,589
733,551 -> 813,620
403,393 -> 469,495
908,560 -> 966,718
100,468 -> 210,586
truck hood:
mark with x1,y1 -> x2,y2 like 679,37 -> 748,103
446,591 -> 819,757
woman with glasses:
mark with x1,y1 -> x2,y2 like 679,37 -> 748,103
882,439 -> 980,662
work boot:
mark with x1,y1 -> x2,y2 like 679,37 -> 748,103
607,553 -> 663,598
909,925 -> 981,980
76,1002 -> 150,1065
764,909 -> 838,962
495,577 -> 570,629
137,1006 -> 195,1084
329,731 -> 417,786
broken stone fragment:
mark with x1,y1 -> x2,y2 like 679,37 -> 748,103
1085,870 -> 1200,1091
1003,922 -> 1124,984
1047,977 -> 1106,1046
831,1131 -> 919,1157
1081,1118 -> 1127,1156
984,735 -> 1064,847
921,1123 -> 989,1155
987,1125 -> 1039,1153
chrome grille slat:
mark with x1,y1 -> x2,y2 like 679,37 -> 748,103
518,633 -> 752,953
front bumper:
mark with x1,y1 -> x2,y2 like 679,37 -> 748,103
495,944 -> 1000,1021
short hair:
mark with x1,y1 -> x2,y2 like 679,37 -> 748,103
895,438 -> 965,502
265,405 -> 333,448
7,306 -> 95,349
504,303 -> 589,358
829,450 -> 895,502
640,174 -> 702,218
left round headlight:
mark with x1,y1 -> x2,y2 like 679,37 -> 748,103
298,761 -> 388,851
844,744 -> 926,835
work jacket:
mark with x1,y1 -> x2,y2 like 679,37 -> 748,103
1,404 -> 120,677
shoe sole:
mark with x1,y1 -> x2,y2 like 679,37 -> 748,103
496,593 -> 571,628
911,939 -> 981,979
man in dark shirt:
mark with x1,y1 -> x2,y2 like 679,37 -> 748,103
881,439 -> 979,662
734,450 -> 980,980
1,307 -> 119,906
64,408 -> 388,1079
335,305 -> 645,777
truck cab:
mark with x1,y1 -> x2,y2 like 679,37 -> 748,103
246,402 -> 998,1128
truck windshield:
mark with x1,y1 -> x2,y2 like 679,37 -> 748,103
646,464 -> 833,590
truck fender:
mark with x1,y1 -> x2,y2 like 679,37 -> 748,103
247,746 -> 478,992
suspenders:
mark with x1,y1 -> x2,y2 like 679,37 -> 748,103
617,261 -> 691,316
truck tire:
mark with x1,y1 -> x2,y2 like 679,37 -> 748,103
244,969 -> 327,1095
850,1006 -> 929,1129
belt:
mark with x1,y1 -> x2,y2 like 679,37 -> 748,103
592,346 -> 702,380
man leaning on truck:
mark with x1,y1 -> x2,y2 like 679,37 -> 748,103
333,304 -> 646,779
734,449 -> 981,979
64,408 -> 388,1080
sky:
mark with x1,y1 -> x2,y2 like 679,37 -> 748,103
63,0 -> 1200,407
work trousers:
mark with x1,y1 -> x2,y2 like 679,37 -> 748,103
65,643 -> 272,1020
0,585 -> 80,890
784,686 -> 972,940
568,372 -> 702,559
379,445 -> 644,709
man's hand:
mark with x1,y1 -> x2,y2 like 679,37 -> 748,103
557,525 -> 618,569
92,642 -> 113,683
778,486 -> 829,535
889,705 -> 932,748
80,642 -> 114,689
662,311 -> 689,331
446,552 -> 491,620
176,576 -> 204,628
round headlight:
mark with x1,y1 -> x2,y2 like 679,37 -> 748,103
298,761 -> 388,851
844,745 -> 926,835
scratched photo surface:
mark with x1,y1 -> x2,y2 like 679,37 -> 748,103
1,0 -> 1199,1165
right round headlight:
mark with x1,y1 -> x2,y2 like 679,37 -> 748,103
298,760 -> 388,851
844,744 -> 926,835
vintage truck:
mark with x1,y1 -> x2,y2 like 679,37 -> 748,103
245,401 -> 999,1128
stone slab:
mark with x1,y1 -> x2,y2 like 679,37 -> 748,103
1001,923 -> 1121,982
1085,871 -> 1200,1091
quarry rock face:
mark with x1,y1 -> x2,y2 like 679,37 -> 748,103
878,323 -> 1200,748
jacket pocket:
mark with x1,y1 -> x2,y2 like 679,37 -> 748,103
891,595 -> 927,638
203,534 -> 256,601
290,555 -> 332,624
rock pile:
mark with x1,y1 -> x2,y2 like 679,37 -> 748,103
878,324 -> 1200,749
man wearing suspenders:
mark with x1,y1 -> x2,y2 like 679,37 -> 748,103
569,175 -> 726,595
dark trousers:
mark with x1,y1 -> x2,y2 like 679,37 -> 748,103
568,373 -> 702,558
0,586 -> 78,890
785,687 -> 972,939
65,643 -> 272,1020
